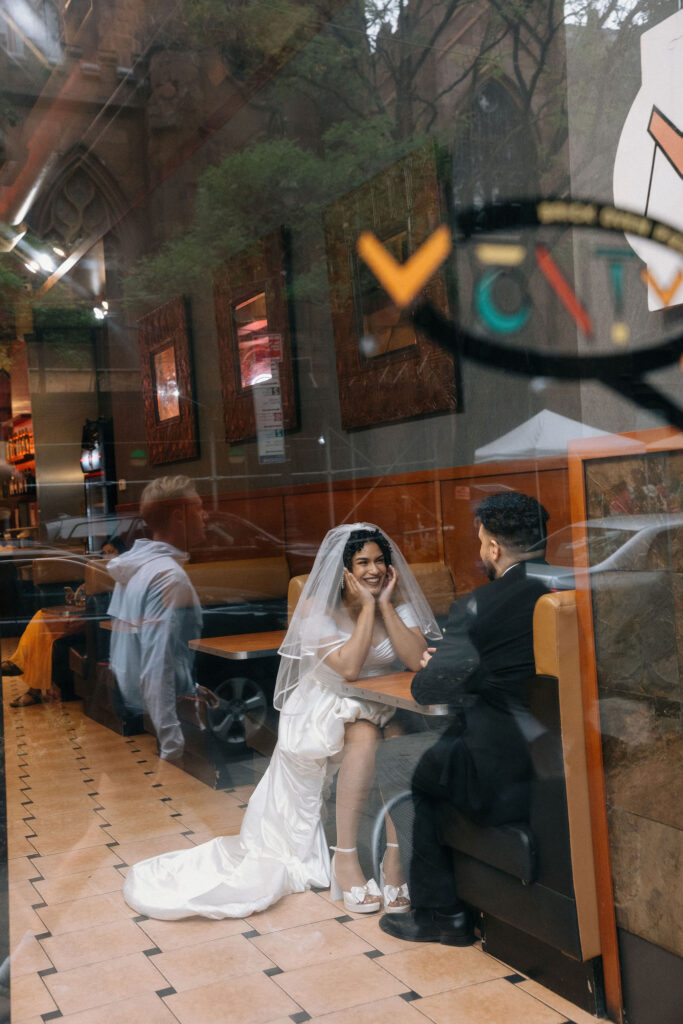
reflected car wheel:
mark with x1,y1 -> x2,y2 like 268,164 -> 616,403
209,676 -> 269,750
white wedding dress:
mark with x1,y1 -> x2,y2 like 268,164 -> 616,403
122,610 -> 415,920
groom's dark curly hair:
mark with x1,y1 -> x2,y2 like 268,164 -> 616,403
342,528 -> 392,570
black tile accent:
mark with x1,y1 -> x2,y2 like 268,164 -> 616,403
144,770 -> 153,775
41,1011 -> 63,1021
242,929 -> 259,938
98,822 -> 112,828
113,862 -> 128,869
290,1013 -> 311,1023
75,755 -> 86,760
88,792 -> 99,797
136,759 -> 147,764
133,914 -> 149,923
35,931 -> 51,940
144,947 -> 162,956
29,876 -> 43,883
156,987 -> 176,998
27,852 -> 40,859
181,830 -> 194,837
335,915 -> 352,923
239,803 -> 248,808
106,840 -> 119,848
364,949 -> 383,959
23,814 -> 35,821
400,991 -> 420,1002
504,973 -> 525,984
82,777 -> 94,782
31,901 -> 47,910
264,966 -> 283,976
161,796 -> 171,802
38,967 -> 58,977
152,783 -> 163,788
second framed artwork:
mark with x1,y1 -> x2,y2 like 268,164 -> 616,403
324,144 -> 458,430
214,230 -> 297,446
138,296 -> 199,465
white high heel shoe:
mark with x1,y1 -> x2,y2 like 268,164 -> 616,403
329,846 -> 382,914
379,842 -> 411,914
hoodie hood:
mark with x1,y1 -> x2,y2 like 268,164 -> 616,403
107,538 -> 188,585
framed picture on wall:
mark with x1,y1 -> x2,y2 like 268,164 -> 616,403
324,144 -> 458,430
138,297 -> 199,464
214,230 -> 297,445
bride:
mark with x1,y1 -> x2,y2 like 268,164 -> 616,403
122,523 -> 440,920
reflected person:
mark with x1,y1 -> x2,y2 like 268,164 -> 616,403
376,491 -> 550,945
107,475 -> 216,761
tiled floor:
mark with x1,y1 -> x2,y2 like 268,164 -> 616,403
2,673 -> 607,1024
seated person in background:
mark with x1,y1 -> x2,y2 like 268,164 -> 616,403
3,535 -> 127,706
376,491 -> 550,946
107,475 -> 217,761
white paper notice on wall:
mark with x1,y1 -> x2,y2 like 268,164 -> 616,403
614,10 -> 683,311
253,361 -> 286,464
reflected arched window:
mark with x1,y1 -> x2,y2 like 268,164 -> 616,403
452,80 -> 537,212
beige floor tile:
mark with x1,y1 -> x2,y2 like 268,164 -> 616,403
139,913 -> 247,951
8,856 -> 41,883
7,834 -> 38,857
379,942 -> 509,997
114,834 -> 197,865
9,903 -> 46,944
9,974 -> 58,1020
517,979 -> 606,1022
45,992 -> 178,1024
252,917 -> 373,971
43,951 -> 163,1016
34,865 -> 123,904
153,933 -> 273,992
245,891 -> 341,934
31,845 -> 120,879
9,932 -> 53,978
36,892 -> 132,935
415,978 -> 568,1024
41,918 -> 152,971
343,915 -> 422,954
273,953 -> 407,1016
27,822 -> 113,857
104,819 -> 186,843
304,993 -> 431,1024
164,970 -> 299,1024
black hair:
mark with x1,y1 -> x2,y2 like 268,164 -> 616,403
342,528 -> 392,570
475,492 -> 549,553
101,535 -> 127,555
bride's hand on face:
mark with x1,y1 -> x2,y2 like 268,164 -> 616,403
378,564 -> 397,607
343,568 -> 376,610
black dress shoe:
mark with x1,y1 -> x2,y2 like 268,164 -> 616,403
1,660 -> 23,676
379,907 -> 474,946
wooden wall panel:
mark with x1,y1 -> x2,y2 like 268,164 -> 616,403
441,468 -> 571,597
189,494 -> 285,562
283,481 -> 443,575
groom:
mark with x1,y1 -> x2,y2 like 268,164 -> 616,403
376,490 -> 550,944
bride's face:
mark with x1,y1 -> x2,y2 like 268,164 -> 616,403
349,541 -> 387,596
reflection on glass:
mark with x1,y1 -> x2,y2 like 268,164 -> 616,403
234,292 -> 273,387
154,344 -> 180,421
358,230 -> 417,358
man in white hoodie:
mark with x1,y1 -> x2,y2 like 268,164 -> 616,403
107,475 -> 215,760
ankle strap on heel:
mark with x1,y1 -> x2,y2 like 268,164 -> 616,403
329,846 -> 357,853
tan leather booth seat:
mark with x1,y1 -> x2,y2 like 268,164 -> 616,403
533,590 -> 600,962
32,556 -> 86,586
287,561 -> 455,623
85,560 -> 116,595
437,590 -> 602,1014
186,556 -> 290,606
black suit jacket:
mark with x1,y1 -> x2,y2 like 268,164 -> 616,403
410,561 -> 550,820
